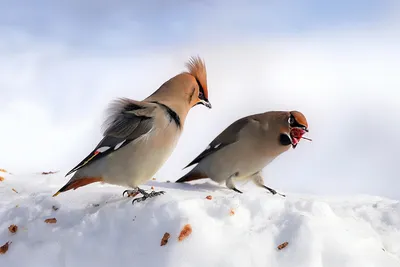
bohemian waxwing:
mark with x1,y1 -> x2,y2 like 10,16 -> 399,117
53,56 -> 211,204
176,111 -> 310,196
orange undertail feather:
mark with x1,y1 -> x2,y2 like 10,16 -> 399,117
175,171 -> 208,183
52,177 -> 104,197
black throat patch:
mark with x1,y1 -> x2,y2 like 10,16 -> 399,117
279,133 -> 292,146
151,101 -> 181,128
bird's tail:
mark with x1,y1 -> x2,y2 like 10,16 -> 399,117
175,170 -> 208,183
52,177 -> 103,197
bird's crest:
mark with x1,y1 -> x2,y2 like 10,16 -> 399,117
185,56 -> 208,99
290,111 -> 308,128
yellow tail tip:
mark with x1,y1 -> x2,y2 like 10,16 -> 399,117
52,191 -> 60,197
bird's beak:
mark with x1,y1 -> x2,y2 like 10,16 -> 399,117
289,127 -> 307,149
290,135 -> 298,149
198,98 -> 212,109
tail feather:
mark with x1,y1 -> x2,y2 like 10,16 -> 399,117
175,171 -> 207,183
53,177 -> 104,197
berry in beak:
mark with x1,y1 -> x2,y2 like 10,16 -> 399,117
289,127 -> 308,148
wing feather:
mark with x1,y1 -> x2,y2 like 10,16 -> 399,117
183,117 -> 251,169
65,98 -> 156,177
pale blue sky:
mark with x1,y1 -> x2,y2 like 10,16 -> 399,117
0,0 -> 395,48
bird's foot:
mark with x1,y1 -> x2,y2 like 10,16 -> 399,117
131,188 -> 165,205
122,189 -> 140,198
232,187 -> 243,194
262,185 -> 285,197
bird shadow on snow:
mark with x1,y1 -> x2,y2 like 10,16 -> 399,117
90,180 -> 229,209
145,180 -> 226,193
65,179 -> 270,211
43,180 -> 230,212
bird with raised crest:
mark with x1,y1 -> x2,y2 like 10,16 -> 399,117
53,56 -> 211,204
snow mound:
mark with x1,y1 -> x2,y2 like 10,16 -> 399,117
1,172 -> 400,267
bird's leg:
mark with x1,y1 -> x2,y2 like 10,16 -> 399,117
130,188 -> 165,205
251,172 -> 285,197
226,173 -> 243,194
123,188 -> 140,198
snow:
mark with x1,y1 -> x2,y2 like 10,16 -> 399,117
1,171 -> 400,267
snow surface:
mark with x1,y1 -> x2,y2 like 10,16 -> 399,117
1,171 -> 400,267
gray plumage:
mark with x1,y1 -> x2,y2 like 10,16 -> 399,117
176,110 -> 309,195
54,56 -> 211,202
67,99 -> 180,188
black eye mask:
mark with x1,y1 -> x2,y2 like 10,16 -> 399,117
289,114 -> 307,130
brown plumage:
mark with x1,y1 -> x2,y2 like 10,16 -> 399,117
185,56 -> 208,99
289,111 -> 308,129
176,110 -> 310,196
53,56 -> 212,203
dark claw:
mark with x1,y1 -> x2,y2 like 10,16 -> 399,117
131,190 -> 166,205
149,191 -> 165,197
137,188 -> 148,196
262,185 -> 285,197
263,185 -> 277,195
233,188 -> 243,194
132,197 -> 145,204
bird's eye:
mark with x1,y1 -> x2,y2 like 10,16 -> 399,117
288,116 -> 294,125
198,90 -> 204,99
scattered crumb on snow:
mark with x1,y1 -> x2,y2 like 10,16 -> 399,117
160,232 -> 170,246
0,241 -> 10,254
44,218 -> 57,224
0,172 -> 400,267
178,224 -> 192,242
8,225 -> 18,234
277,241 -> 289,250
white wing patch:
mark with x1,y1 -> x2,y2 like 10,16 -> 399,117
114,140 -> 126,150
96,140 -> 126,154
206,143 -> 221,151
96,146 -> 111,153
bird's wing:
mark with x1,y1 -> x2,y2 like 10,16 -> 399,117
65,98 -> 157,177
183,116 -> 252,169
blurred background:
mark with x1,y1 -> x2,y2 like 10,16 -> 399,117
0,0 -> 399,198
